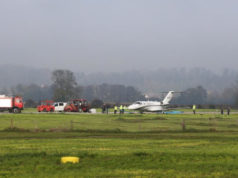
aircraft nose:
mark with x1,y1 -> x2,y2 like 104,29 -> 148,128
128,105 -> 133,110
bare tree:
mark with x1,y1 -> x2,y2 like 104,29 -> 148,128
52,70 -> 81,102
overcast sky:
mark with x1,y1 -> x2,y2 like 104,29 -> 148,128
0,0 -> 238,73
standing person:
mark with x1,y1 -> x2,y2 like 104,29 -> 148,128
106,104 -> 109,114
122,105 -> 125,114
123,105 -> 126,114
114,105 -> 118,114
120,105 -> 123,114
227,106 -> 231,115
192,104 -> 196,115
102,104 -> 106,114
220,106 -> 224,115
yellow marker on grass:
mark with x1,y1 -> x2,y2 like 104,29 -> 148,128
61,156 -> 79,164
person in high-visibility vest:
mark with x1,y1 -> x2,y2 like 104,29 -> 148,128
123,105 -> 126,114
114,105 -> 118,114
192,104 -> 196,114
120,105 -> 123,114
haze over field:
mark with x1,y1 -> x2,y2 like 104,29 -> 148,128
1,0 -> 238,73
0,65 -> 237,96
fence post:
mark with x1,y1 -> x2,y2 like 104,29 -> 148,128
209,118 -> 216,132
10,119 -> 14,129
34,120 -> 38,130
181,119 -> 186,131
70,120 -> 73,130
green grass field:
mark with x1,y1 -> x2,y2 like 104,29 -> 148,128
1,112 -> 238,177
22,107 -> 238,114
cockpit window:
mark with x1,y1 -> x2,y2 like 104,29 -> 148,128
135,102 -> 141,104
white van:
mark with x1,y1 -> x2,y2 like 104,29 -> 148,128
54,102 -> 67,112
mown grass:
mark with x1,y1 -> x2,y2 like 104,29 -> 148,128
0,113 -> 238,177
22,107 -> 238,113
1,112 -> 237,132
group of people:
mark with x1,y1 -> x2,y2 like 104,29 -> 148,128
192,104 -> 231,115
220,106 -> 231,115
101,104 -> 127,114
114,105 -> 127,114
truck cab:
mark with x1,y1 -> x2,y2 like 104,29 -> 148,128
14,97 -> 24,111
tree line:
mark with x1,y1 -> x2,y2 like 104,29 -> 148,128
0,65 -> 237,96
1,70 -> 145,107
171,85 -> 238,108
1,69 -> 238,108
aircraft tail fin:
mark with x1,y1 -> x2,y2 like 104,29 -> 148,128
162,91 -> 174,105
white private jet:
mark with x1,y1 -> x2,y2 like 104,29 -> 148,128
128,91 -> 174,112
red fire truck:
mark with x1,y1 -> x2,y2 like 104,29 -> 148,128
64,99 -> 90,112
0,95 -> 24,113
37,100 -> 55,112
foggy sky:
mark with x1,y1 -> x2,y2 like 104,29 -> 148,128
0,0 -> 238,73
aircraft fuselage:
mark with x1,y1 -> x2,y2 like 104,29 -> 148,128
128,101 -> 165,112
128,91 -> 174,112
